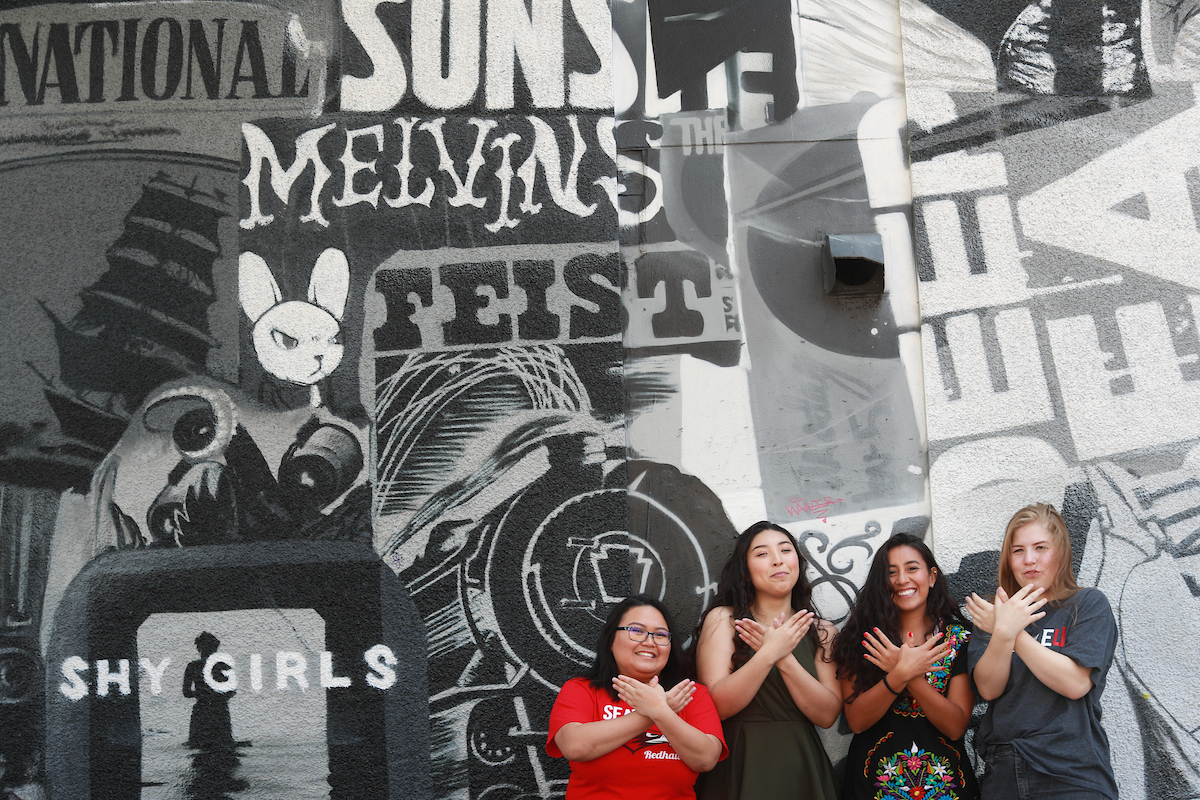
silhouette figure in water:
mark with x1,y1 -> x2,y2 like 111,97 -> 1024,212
184,748 -> 249,800
183,632 -> 236,749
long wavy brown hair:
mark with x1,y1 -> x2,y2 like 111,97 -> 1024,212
999,502 -> 1079,602
831,533 -> 967,701
691,521 -> 823,673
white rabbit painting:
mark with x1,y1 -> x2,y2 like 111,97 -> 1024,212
239,247 -> 350,408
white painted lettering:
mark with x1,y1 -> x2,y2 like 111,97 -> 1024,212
364,644 -> 397,689
139,657 -> 171,696
96,659 -> 131,697
240,121 -> 336,229
333,124 -> 384,208
275,651 -> 308,691
385,116 -> 435,207
517,115 -> 595,217
411,0 -> 480,110
320,652 -> 353,688
341,0 -> 409,111
420,117 -> 494,208
204,653 -> 238,693
60,656 -> 89,701
486,0 -> 563,109
568,0 -> 612,108
486,131 -> 522,232
250,653 -> 263,692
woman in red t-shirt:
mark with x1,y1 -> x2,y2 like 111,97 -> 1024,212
547,594 -> 728,799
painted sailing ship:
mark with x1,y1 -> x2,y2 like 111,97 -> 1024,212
8,173 -> 228,491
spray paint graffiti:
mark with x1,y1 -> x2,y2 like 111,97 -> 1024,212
6,0 -> 1192,797
904,0 -> 1200,789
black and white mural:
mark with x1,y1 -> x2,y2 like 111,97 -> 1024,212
904,0 -> 1200,795
0,0 -> 1195,797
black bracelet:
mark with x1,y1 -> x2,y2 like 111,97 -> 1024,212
882,675 -> 902,694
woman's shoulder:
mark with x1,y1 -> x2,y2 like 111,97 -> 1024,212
1059,586 -> 1116,625
557,676 -> 595,696
701,605 -> 736,629
1070,586 -> 1110,605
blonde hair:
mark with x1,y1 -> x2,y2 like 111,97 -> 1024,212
998,503 -> 1078,602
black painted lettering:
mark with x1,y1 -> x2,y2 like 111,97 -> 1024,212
183,19 -> 225,100
636,251 -> 710,339
564,252 -> 620,339
0,24 -> 41,105
374,267 -> 433,351
118,19 -> 139,101
75,21 -> 120,103
227,20 -> 271,98
141,17 -> 183,100
441,261 -> 513,345
513,259 -> 559,340
37,23 -> 79,104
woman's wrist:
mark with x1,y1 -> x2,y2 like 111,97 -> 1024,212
775,650 -> 799,668
991,627 -> 1020,648
882,674 -> 903,694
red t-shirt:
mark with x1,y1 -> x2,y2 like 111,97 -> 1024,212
546,677 -> 728,800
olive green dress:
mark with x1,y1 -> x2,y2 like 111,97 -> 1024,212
696,636 -> 838,800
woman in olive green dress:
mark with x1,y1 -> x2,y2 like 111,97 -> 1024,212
693,521 -> 840,799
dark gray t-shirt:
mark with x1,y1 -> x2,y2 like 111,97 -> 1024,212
967,587 -> 1118,798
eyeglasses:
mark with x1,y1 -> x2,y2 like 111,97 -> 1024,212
617,626 -> 672,646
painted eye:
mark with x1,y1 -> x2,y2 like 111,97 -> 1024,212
331,331 -> 343,346
272,329 -> 299,350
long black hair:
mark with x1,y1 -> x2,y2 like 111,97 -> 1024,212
691,521 -> 823,674
579,594 -> 689,699
831,533 -> 967,700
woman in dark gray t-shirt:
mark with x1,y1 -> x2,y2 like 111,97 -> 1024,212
965,503 -> 1118,800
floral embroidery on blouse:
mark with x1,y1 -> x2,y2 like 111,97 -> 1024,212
894,624 -> 969,718
873,742 -> 960,800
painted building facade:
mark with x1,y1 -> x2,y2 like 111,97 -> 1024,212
0,0 -> 1194,797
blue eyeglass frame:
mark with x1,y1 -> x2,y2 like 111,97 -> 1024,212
616,626 -> 672,645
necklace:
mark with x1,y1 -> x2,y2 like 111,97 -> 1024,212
752,607 -> 794,627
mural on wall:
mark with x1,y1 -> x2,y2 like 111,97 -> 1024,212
903,0 -> 1200,795
17,0 -> 1200,798
611,0 -> 937,774
0,1 -> 437,798
246,0 -> 632,784
613,0 -> 929,580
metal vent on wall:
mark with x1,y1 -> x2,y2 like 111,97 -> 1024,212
823,233 -> 885,295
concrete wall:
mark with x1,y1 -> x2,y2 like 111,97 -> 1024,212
903,0 -> 1200,796
0,0 -> 1192,798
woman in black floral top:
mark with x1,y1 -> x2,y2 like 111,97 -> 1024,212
831,533 -> 979,800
